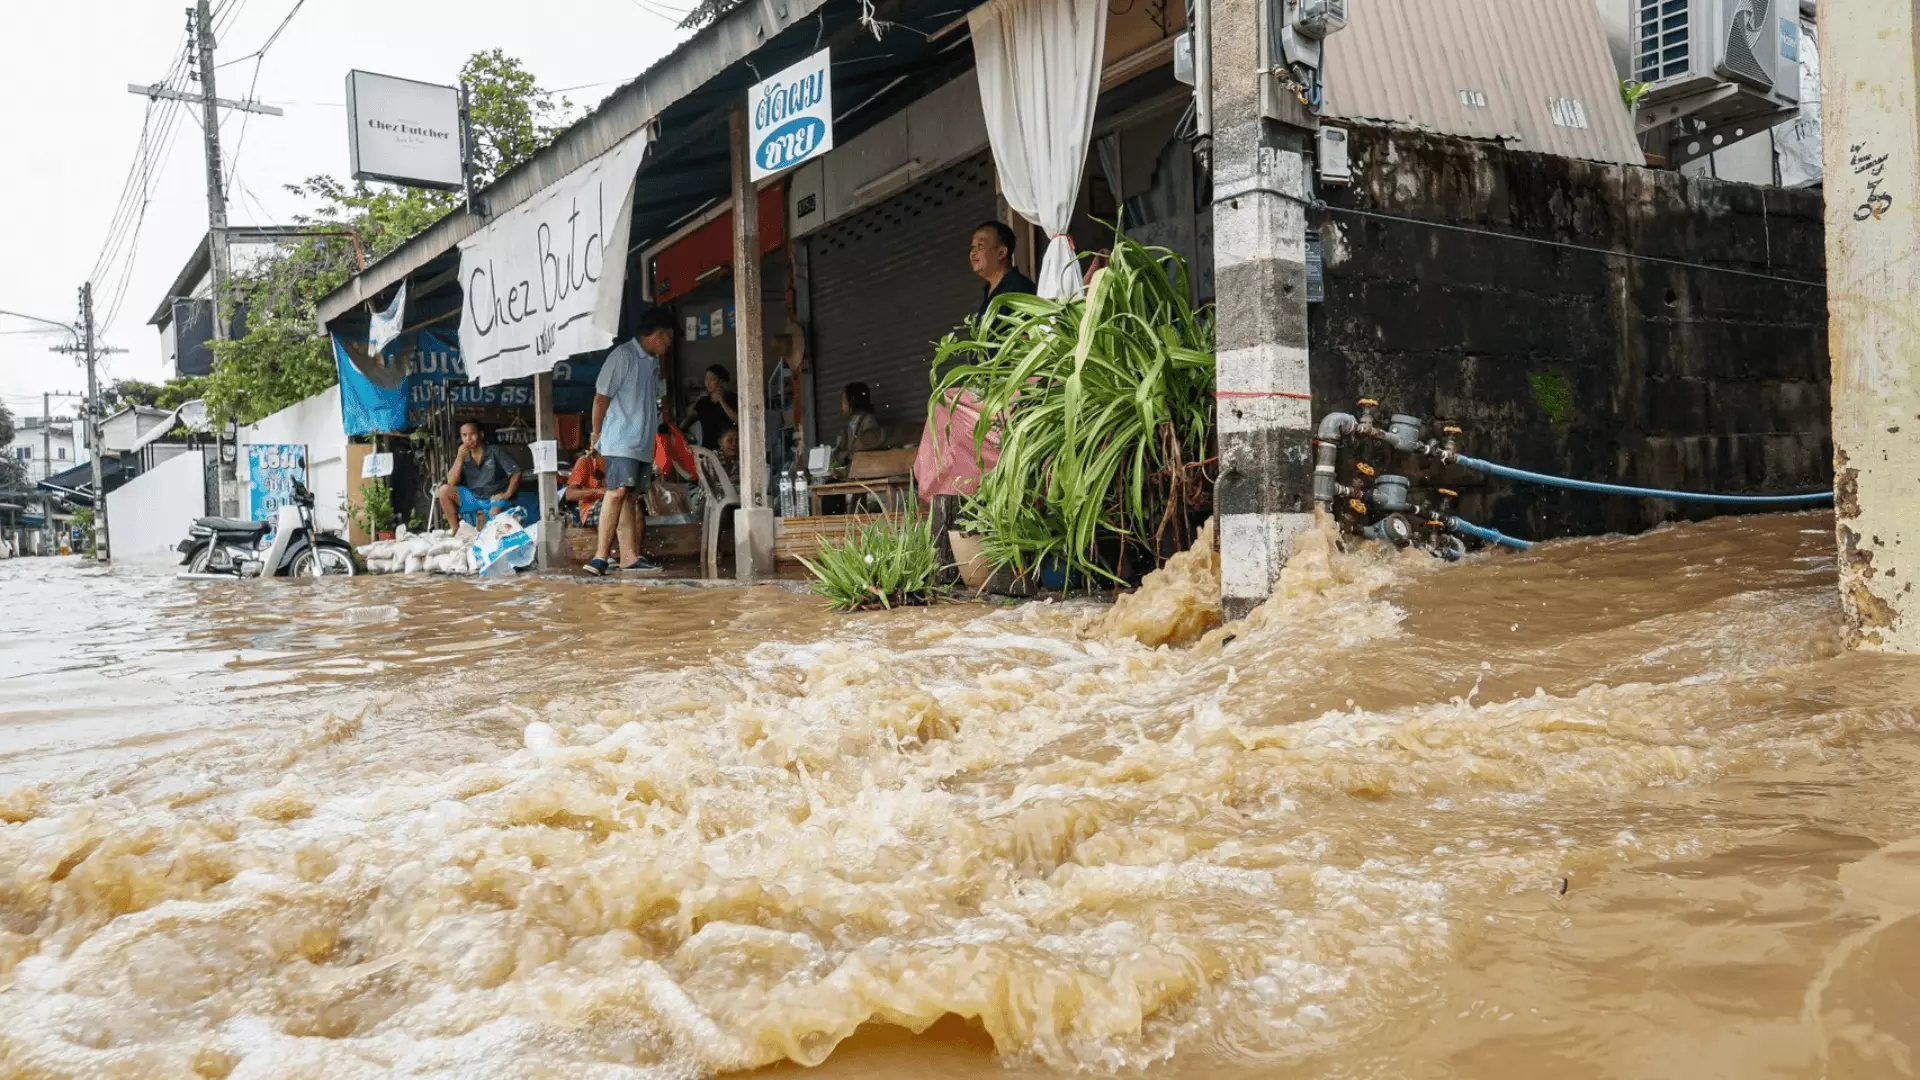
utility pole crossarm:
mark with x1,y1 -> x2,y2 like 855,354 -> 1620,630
125,83 -> 284,115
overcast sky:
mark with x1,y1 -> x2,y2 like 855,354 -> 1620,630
0,0 -> 692,423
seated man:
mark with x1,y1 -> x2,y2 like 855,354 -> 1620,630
564,448 -> 607,527
438,422 -> 539,527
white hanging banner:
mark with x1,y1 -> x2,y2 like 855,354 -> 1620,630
459,128 -> 653,386
749,48 -> 834,181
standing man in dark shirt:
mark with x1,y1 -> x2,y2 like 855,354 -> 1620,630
971,220 -> 1038,320
439,423 -> 537,527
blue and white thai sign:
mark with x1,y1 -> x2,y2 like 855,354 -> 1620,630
749,48 -> 834,181
247,444 -> 307,522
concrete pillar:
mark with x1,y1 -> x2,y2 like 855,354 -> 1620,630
1821,0 -> 1920,650
532,371 -> 567,570
729,106 -> 775,579
1210,0 -> 1317,620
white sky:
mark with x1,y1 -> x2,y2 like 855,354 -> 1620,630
0,0 -> 693,423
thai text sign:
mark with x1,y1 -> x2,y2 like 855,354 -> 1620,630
458,129 -> 651,386
247,444 -> 307,522
749,49 -> 833,181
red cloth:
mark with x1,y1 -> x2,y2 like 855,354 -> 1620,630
913,389 -> 1001,501
655,422 -> 697,481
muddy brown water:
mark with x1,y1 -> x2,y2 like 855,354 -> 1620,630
3,512 -> 1919,1079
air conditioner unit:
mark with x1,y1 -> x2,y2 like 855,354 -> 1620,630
1633,0 -> 1802,164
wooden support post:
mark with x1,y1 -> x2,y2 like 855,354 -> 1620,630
730,105 -> 775,579
533,370 -> 567,570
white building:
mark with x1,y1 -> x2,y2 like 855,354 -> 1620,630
8,415 -> 79,483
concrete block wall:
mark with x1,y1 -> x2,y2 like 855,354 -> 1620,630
1308,128 -> 1829,539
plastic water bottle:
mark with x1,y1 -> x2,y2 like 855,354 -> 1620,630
778,468 -> 794,518
794,468 -> 810,519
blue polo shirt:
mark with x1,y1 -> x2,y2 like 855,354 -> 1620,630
594,339 -> 661,462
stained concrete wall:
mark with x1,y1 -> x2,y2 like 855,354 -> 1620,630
1309,128 -> 1830,539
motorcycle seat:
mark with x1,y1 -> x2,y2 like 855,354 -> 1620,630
196,517 -> 271,534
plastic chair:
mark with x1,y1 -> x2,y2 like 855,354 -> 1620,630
691,446 -> 739,580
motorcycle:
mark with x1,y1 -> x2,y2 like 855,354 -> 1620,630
177,479 -> 359,578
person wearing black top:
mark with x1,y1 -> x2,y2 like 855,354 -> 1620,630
971,220 -> 1038,320
682,364 -> 739,449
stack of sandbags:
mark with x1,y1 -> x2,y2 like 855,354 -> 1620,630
358,522 -> 480,575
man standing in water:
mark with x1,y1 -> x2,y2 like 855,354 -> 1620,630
584,306 -> 675,576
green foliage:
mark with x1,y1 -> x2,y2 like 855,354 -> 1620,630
797,503 -> 942,612
1621,80 -> 1653,108
1530,368 -> 1576,429
461,49 -> 574,185
0,403 -> 21,490
350,477 -> 396,537
71,508 -> 95,555
929,235 -> 1215,587
205,51 -> 570,427
102,376 -> 209,415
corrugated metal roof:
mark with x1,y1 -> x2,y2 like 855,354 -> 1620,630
1323,0 -> 1644,165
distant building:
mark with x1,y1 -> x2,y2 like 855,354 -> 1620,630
8,415 -> 79,484
147,227 -> 299,378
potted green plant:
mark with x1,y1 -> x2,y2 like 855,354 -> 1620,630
352,478 -> 397,541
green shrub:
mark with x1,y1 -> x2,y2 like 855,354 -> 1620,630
797,502 -> 942,612
930,233 -> 1215,587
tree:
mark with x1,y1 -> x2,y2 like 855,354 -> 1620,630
101,379 -> 163,413
205,52 -> 571,426
0,402 -> 24,491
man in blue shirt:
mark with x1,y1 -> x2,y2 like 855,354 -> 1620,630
584,305 -> 673,575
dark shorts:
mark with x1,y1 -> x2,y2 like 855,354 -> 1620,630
604,456 -> 653,493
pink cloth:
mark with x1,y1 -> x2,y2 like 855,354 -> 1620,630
914,389 -> 1001,500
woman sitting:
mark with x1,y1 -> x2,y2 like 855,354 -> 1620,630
834,381 -> 887,466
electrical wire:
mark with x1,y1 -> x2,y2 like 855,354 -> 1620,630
1315,203 -> 1826,290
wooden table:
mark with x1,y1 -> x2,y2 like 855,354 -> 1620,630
809,474 -> 914,515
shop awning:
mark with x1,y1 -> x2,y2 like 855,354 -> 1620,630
317,0 -> 993,342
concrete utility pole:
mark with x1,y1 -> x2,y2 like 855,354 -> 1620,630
128,3 -> 281,343
1820,0 -> 1920,651
1209,0 -> 1319,619
729,106 -> 774,580
50,286 -> 121,561
194,0 -> 231,340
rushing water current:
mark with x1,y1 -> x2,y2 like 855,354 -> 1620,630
5,512 -> 1920,1079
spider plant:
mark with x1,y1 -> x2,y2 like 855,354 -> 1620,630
797,499 -> 942,611
928,234 -> 1215,588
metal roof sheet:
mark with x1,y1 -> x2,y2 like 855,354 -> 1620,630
1323,0 -> 1644,166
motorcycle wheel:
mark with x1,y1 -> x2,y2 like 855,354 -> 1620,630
188,544 -> 218,574
291,546 -> 357,577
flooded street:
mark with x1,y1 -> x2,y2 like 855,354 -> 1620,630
4,513 -> 1920,1079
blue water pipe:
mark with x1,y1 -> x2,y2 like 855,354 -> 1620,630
1447,517 -> 1533,552
1451,455 -> 1835,507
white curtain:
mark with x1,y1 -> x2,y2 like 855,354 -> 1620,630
970,0 -> 1108,299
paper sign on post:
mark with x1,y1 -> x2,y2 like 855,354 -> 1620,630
531,440 -> 559,475
361,452 -> 395,479
749,49 -> 834,181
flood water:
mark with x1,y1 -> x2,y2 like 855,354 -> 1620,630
4,512 -> 1920,1079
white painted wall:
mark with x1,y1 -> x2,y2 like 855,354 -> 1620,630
104,449 -> 207,560
238,385 -> 347,532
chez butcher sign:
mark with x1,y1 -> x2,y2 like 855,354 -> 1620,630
749,49 -> 834,181
458,129 -> 652,386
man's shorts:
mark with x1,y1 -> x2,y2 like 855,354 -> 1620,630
454,486 -> 541,523
604,456 -> 654,493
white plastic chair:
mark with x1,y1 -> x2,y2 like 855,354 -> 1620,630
691,446 -> 739,580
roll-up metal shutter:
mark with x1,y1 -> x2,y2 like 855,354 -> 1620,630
807,152 -> 999,433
